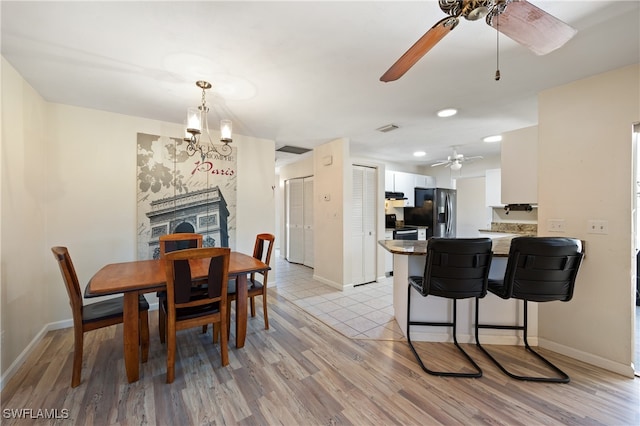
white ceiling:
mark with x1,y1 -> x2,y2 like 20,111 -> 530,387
2,1 -> 639,168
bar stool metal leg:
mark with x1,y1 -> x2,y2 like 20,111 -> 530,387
406,285 -> 483,378
474,298 -> 570,383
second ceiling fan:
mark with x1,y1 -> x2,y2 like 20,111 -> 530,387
380,0 -> 577,82
431,148 -> 482,170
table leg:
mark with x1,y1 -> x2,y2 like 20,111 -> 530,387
123,292 -> 140,383
235,274 -> 248,348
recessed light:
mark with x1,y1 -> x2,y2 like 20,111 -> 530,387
413,151 -> 426,157
437,108 -> 457,118
483,135 -> 502,143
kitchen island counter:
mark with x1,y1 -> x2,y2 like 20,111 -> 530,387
378,236 -> 521,345
378,237 -> 511,257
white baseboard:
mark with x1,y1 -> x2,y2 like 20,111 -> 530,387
312,273 -> 344,291
0,320 -> 68,391
0,303 -> 160,391
540,338 -> 636,378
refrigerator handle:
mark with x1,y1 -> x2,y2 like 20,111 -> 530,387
445,192 -> 452,235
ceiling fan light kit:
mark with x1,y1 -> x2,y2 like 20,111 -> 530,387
431,148 -> 483,170
380,0 -> 577,82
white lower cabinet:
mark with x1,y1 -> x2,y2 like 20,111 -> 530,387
384,230 -> 393,274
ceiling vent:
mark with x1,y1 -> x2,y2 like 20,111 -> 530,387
276,145 -> 312,155
376,124 -> 399,133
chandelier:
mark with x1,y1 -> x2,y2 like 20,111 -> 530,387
184,80 -> 233,161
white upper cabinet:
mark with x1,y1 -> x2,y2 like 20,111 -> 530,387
385,171 -> 435,207
384,170 -> 395,192
485,168 -> 503,207
501,126 -> 538,205
415,174 -> 436,189
392,172 -> 415,206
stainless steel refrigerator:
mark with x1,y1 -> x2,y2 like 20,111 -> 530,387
404,188 -> 456,238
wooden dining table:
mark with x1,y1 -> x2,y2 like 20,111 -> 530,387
86,251 -> 269,383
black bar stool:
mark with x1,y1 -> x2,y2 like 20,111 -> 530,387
407,238 -> 493,378
475,236 -> 583,383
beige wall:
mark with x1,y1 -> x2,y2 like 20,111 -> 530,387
1,58 -> 49,378
0,57 -> 275,384
313,138 -> 349,288
538,64 -> 639,376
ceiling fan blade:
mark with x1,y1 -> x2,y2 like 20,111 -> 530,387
463,155 -> 484,161
431,160 -> 451,167
380,17 -> 458,82
488,0 -> 577,56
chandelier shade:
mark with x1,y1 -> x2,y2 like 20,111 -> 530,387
184,80 -> 233,160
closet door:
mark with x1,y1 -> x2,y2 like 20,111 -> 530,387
362,167 -> 377,283
352,169 -> 365,283
286,178 -> 304,264
352,165 -> 377,285
303,177 -> 314,267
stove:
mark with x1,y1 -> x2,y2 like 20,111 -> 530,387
393,227 -> 418,240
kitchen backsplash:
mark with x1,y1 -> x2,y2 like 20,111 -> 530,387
490,222 -> 538,235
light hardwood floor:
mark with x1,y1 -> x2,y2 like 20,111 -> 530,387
2,268 -> 639,425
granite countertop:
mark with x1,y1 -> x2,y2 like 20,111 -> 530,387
378,237 -> 512,257
479,222 -> 537,236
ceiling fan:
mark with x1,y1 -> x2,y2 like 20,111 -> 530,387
380,0 -> 577,82
431,148 -> 483,170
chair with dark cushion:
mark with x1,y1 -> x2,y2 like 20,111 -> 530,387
227,233 -> 274,332
475,236 -> 584,383
407,237 -> 493,377
161,247 -> 230,383
157,232 -> 203,343
51,246 -> 150,388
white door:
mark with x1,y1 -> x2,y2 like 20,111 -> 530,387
285,178 -> 304,263
285,176 -> 314,266
303,176 -> 314,267
352,165 -> 377,285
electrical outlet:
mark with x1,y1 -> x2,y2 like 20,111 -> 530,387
548,219 -> 565,232
588,220 -> 608,234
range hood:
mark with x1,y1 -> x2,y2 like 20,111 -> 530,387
504,204 -> 534,214
385,191 -> 406,200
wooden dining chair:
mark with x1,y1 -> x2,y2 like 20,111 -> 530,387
162,247 -> 230,383
158,232 -> 203,343
227,233 -> 274,331
159,232 -> 203,258
51,246 -> 150,388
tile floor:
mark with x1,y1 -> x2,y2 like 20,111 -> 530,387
272,253 -> 404,341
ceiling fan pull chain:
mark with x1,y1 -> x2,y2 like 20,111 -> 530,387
495,14 -> 501,81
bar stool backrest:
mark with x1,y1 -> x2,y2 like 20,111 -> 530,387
504,237 -> 583,302
419,238 -> 493,299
